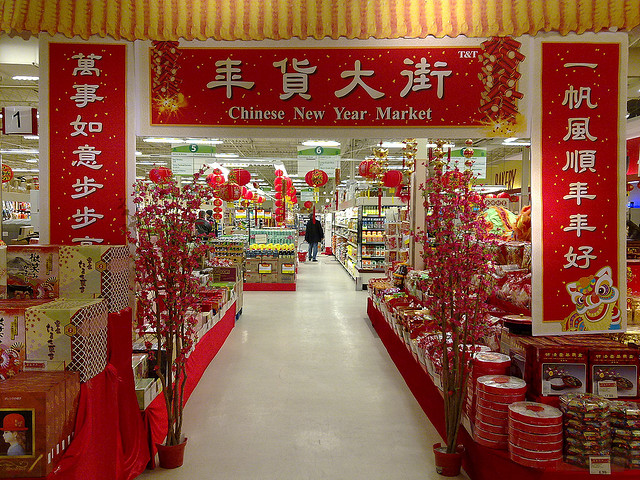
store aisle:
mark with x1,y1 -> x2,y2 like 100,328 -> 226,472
138,255 -> 465,479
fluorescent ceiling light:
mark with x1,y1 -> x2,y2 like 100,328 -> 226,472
135,151 -> 142,156
222,163 -> 249,167
12,75 -> 38,81
0,149 -> 39,155
301,140 -> 340,147
12,168 -> 39,173
137,161 -> 168,165
23,135 -> 39,140
215,153 -> 239,158
379,142 -> 405,149
142,137 -> 222,145
26,158 -> 38,163
502,140 -> 531,146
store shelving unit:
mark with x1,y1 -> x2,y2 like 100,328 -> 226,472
332,197 -> 403,290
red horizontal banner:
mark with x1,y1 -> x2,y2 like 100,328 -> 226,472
538,42 -> 622,334
49,43 -> 128,245
149,41 -> 525,129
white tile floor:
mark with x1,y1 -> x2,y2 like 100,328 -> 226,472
138,254 -> 467,479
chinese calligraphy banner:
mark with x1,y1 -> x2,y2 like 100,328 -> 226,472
532,36 -> 627,335
49,43 -> 128,245
146,40 -> 527,134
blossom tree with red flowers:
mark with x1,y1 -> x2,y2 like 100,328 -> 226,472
128,166 -> 213,448
414,140 -> 497,454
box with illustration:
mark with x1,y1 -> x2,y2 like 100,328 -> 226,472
535,346 -> 588,396
590,347 -> 640,397
58,245 -> 131,313
0,371 -> 80,478
6,246 -> 59,300
0,300 -> 54,381
24,299 -> 108,382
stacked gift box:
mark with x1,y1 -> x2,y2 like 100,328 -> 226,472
508,401 -> 563,469
0,371 -> 80,477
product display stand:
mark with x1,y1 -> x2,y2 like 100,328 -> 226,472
367,298 -> 638,480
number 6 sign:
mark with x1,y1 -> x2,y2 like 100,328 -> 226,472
1,106 -> 38,135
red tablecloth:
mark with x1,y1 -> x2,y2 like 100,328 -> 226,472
368,297 -> 639,480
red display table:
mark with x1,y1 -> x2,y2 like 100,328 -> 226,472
367,297 -> 638,480
243,283 -> 296,291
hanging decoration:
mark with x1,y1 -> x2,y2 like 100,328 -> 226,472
304,201 -> 313,209
274,169 -> 284,177
305,169 -> 328,188
2,165 -> 13,183
228,168 -> 251,186
383,170 -> 403,188
213,198 -> 223,207
217,182 -> 242,202
206,173 -> 225,187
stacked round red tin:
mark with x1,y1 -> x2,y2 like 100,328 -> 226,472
474,375 -> 527,449
508,401 -> 563,469
465,352 -> 511,422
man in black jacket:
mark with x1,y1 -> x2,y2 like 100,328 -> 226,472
304,216 -> 324,262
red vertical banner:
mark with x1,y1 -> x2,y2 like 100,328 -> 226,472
49,43 -> 127,245
533,40 -> 626,335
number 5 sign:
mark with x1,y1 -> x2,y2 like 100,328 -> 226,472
1,106 -> 38,135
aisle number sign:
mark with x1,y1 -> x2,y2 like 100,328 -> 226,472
48,42 -> 128,245
532,34 -> 626,335
1,106 -> 38,135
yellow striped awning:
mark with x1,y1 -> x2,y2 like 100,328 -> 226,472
1,0 -> 639,41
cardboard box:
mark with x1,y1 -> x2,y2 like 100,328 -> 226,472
244,271 -> 261,283
261,273 -> 278,283
6,246 -> 59,300
58,245 -> 131,313
209,266 -> 238,282
0,371 -> 80,478
24,299 -> 108,382
0,300 -> 54,381
258,262 -> 276,274
590,347 -> 640,397
135,377 -> 162,410
280,262 -> 295,275
277,273 -> 296,283
535,345 -> 588,396
0,244 -> 7,299
245,259 -> 260,273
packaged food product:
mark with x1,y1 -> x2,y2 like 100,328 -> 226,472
559,393 -> 610,413
508,401 -> 562,426
476,375 -> 527,396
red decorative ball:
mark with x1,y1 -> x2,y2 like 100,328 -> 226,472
358,160 -> 380,179
305,169 -> 328,187
275,199 -> 283,207
383,170 -> 403,188
275,207 -> 284,214
509,195 -> 519,202
243,190 -> 254,200
274,169 -> 284,177
228,168 -> 251,186
627,183 -> 634,192
497,192 -> 510,199
304,201 -> 313,209
274,192 -> 283,200
290,197 -> 298,204
287,188 -> 296,197
213,206 -> 222,213
213,213 -> 223,220
213,199 -> 223,207
284,177 -> 293,188
206,174 -> 225,187
275,183 -> 283,192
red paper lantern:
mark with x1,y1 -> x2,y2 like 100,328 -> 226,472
305,169 -> 328,187
228,168 -> 251,186
304,201 -> 313,209
213,206 -> 222,213
243,190 -> 254,200
275,183 -> 283,192
218,182 -> 242,202
2,165 -> 13,183
275,192 -> 283,200
206,173 -> 225,187
284,177 -> 293,188
509,195 -> 519,202
275,199 -> 283,207
274,169 -> 284,177
627,183 -> 634,192
275,207 -> 284,215
213,213 -> 222,220
274,177 -> 283,186
212,168 -> 223,175
257,196 -> 265,203
358,159 -> 380,179
213,199 -> 223,206
497,192 -> 510,199
383,170 -> 403,188
291,197 -> 298,204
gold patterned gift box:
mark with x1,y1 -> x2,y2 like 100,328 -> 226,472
6,246 -> 60,300
24,299 -> 108,383
58,245 -> 132,313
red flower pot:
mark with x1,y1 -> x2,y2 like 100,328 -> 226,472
433,443 -> 464,476
156,438 -> 188,469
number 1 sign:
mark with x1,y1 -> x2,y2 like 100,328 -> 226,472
1,106 -> 38,135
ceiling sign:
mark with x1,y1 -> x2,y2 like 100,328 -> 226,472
145,39 -> 527,136
2,106 -> 38,135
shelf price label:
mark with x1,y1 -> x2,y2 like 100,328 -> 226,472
589,456 -> 611,475
1,106 -> 38,135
